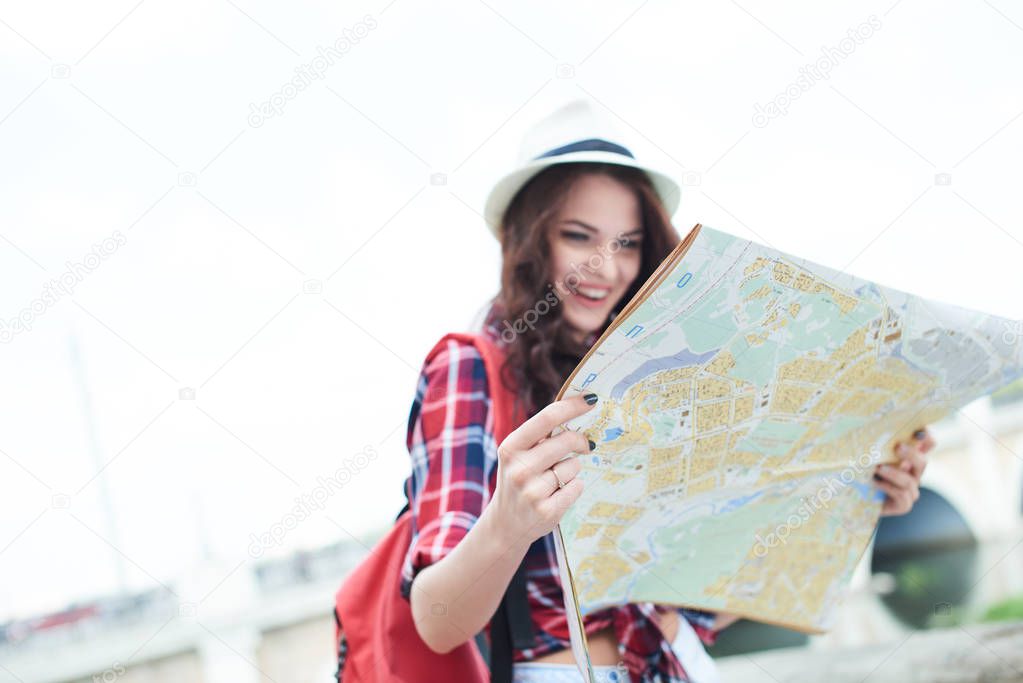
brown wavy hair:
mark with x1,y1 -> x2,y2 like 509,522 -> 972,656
483,162 -> 681,418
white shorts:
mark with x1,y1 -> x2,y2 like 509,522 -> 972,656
510,615 -> 721,683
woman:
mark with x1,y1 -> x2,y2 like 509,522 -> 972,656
399,101 -> 935,682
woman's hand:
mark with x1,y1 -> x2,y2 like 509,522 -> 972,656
484,392 -> 598,548
874,426 -> 937,516
409,392 -> 597,654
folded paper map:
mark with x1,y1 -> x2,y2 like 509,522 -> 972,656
550,223 -> 1023,679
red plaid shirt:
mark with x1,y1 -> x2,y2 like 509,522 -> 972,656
398,322 -> 720,682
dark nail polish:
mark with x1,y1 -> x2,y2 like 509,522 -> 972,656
583,393 -> 598,405
588,439 -> 596,451
912,429 -> 926,440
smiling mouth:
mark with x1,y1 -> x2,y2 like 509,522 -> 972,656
570,285 -> 613,308
576,286 -> 609,302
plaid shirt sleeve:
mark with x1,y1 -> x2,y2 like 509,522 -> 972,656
398,338 -> 497,601
679,607 -> 719,647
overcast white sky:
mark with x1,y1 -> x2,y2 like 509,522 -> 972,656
1,0 -> 1021,622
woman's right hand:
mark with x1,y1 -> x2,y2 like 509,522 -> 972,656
409,391 -> 598,654
485,392 -> 599,548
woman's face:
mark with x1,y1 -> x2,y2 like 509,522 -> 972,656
547,172 -> 644,343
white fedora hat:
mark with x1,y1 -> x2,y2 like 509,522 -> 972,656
482,99 -> 681,240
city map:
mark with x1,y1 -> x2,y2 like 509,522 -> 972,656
550,223 -> 1023,678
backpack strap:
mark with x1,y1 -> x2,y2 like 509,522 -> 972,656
490,561 -> 535,683
432,332 -> 535,681
470,332 -> 535,682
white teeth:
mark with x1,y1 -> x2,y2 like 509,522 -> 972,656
578,287 -> 609,300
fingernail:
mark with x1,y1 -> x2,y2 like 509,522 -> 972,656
583,393 -> 598,405
913,429 -> 926,440
588,439 -> 596,451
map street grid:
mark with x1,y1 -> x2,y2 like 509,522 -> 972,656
550,223 -> 1023,680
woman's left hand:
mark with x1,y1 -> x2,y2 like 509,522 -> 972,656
874,426 -> 937,516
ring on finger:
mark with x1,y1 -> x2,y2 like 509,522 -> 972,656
550,466 -> 566,490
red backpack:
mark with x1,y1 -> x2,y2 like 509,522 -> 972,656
334,332 -> 533,682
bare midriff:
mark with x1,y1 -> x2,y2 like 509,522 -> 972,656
529,608 -> 679,665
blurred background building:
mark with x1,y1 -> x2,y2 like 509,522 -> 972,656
1,383 -> 1021,682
